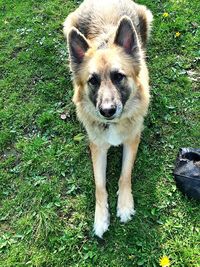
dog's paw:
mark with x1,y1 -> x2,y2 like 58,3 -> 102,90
117,192 -> 135,223
117,205 -> 136,222
94,206 -> 110,238
94,218 -> 109,238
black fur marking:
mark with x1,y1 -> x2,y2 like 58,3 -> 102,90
102,123 -> 109,130
110,71 -> 125,84
88,73 -> 101,107
92,121 -> 109,130
137,14 -> 147,47
76,14 -> 92,37
117,83 -> 131,106
110,71 -> 131,106
76,12 -> 101,39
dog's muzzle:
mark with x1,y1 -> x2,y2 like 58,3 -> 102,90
97,101 -> 122,120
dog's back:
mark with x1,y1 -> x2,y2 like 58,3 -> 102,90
63,0 -> 153,49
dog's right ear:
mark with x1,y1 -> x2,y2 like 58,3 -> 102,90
68,28 -> 89,68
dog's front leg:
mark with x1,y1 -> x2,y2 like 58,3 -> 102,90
117,134 -> 140,222
90,142 -> 110,238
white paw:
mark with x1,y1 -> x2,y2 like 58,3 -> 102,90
117,192 -> 135,222
94,206 -> 110,238
117,205 -> 136,222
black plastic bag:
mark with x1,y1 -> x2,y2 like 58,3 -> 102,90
174,148 -> 200,201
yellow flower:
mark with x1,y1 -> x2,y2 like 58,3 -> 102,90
128,255 -> 135,260
175,32 -> 181,37
163,12 -> 169,17
159,256 -> 170,267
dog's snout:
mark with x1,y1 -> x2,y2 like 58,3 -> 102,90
99,105 -> 117,118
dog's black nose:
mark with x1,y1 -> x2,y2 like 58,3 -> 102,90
99,106 -> 117,118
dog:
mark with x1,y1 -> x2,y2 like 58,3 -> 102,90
63,0 -> 153,238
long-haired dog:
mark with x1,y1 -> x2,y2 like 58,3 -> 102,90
63,0 -> 153,238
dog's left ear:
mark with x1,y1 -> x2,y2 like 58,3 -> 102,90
114,16 -> 140,57
68,28 -> 89,69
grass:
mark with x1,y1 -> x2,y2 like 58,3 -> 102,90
0,0 -> 200,266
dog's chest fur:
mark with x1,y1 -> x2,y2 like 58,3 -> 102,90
105,124 -> 123,146
86,117 -> 143,146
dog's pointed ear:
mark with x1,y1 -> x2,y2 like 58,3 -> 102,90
68,28 -> 89,66
114,16 -> 140,56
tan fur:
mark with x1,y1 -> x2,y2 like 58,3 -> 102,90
117,134 -> 140,221
63,0 -> 153,238
90,143 -> 110,236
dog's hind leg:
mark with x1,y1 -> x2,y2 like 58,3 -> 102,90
117,134 -> 140,222
90,143 -> 110,238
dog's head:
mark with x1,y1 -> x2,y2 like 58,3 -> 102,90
67,16 -> 145,122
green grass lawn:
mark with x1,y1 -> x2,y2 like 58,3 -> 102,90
0,0 -> 200,266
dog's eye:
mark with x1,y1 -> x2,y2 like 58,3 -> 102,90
112,72 -> 125,83
88,75 -> 100,86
